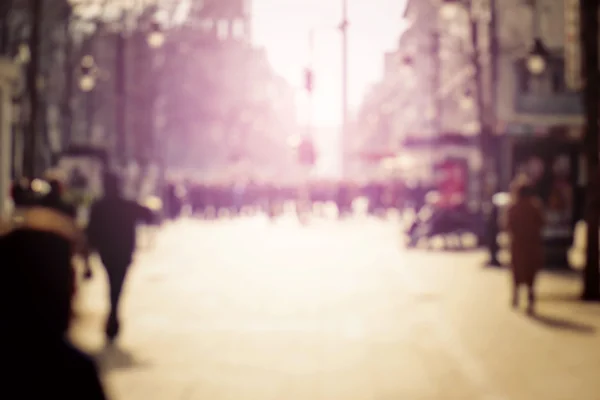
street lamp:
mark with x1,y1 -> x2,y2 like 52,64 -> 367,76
146,19 -> 168,219
460,88 -> 474,110
526,38 -> 549,75
439,0 -> 463,20
79,75 -> 96,92
147,21 -> 165,49
79,55 -> 97,92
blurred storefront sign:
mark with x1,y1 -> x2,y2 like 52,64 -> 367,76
399,133 -> 481,210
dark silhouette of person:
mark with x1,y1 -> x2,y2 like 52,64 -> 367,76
507,182 -> 545,314
11,177 -> 34,207
40,179 -> 94,279
87,172 -> 154,342
1,213 -> 106,399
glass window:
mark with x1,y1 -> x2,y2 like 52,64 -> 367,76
232,19 -> 245,39
217,20 -> 228,40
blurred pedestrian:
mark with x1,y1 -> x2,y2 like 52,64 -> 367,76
506,182 -> 545,314
11,177 -> 34,208
1,210 -> 106,399
87,172 -> 154,342
40,178 -> 93,280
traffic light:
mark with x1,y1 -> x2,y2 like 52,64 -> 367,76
298,137 -> 316,165
304,68 -> 314,93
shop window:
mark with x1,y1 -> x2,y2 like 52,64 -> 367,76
232,19 -> 245,39
216,20 -> 228,40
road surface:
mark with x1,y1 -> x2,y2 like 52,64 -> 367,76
71,214 -> 600,400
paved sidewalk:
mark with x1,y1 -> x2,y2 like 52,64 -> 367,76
405,250 -> 600,400
70,217 -> 600,400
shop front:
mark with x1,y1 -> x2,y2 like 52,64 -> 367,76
399,133 -> 484,242
507,130 -> 581,268
498,68 -> 584,268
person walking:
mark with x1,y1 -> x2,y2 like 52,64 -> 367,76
86,172 -> 154,342
506,181 -> 545,315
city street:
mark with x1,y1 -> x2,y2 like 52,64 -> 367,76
71,214 -> 600,400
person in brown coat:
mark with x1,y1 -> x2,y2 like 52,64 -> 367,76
506,182 -> 545,314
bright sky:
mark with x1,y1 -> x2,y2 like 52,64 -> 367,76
252,0 -> 407,127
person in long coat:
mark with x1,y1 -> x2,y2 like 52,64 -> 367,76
506,182 -> 545,314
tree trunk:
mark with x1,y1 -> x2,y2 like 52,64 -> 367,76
115,31 -> 126,166
62,10 -> 72,149
0,1 -> 12,55
580,0 -> 600,301
468,8 -> 491,245
25,0 -> 41,178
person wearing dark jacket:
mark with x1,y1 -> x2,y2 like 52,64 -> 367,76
87,172 -> 154,342
11,177 -> 34,207
0,209 -> 107,399
40,178 -> 94,279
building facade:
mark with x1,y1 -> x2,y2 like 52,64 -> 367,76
494,0 -> 581,132
396,0 -> 479,138
162,0 -> 297,175
190,0 -> 252,43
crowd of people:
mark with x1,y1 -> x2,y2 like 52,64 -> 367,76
166,179 -> 430,219
0,167 -> 556,397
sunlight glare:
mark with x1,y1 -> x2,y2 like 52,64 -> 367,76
252,0 -> 408,126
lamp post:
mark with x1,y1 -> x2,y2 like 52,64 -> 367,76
79,54 -> 97,143
13,43 -> 30,179
432,31 -> 441,137
524,0 -> 550,78
115,15 -> 128,169
340,0 -> 349,179
527,38 -> 550,75
303,5 -> 348,178
304,30 -> 315,141
147,21 -> 165,49
440,0 -> 500,253
146,20 -> 166,219
25,0 -> 41,178
147,20 -> 165,154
